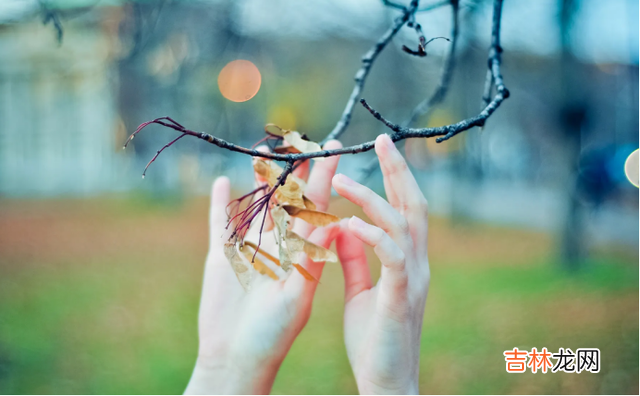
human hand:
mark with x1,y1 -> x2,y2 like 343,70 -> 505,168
332,134 -> 430,394
185,140 -> 343,395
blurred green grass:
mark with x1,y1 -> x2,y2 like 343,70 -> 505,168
0,196 -> 637,394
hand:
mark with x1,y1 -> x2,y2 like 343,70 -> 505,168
185,140 -> 343,395
332,134 -> 430,394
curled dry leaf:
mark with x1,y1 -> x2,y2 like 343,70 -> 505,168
240,245 -> 279,280
292,263 -> 318,282
273,145 -> 300,155
303,196 -> 316,211
285,230 -> 338,263
282,205 -> 340,227
224,242 -> 252,292
283,131 -> 324,162
253,159 -> 306,208
265,123 -> 287,137
272,206 -> 293,271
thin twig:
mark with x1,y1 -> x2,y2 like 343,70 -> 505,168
142,133 -> 186,178
124,0 -> 509,247
360,0 -> 508,143
405,0 -> 459,126
321,0 -> 419,144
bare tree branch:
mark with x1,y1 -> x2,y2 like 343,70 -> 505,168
124,0 -> 509,249
360,0 -> 508,143
126,0 -> 508,176
405,0 -> 459,126
321,0 -> 419,144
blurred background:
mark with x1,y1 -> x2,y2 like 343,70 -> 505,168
0,0 -> 638,394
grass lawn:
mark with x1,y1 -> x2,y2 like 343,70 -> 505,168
0,195 -> 637,394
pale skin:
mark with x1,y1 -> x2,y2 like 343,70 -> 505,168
185,134 -> 429,394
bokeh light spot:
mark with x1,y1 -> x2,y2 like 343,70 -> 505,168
624,149 -> 638,187
218,60 -> 261,102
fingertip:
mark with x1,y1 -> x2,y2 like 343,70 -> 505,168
348,215 -> 368,232
332,173 -> 355,189
374,134 -> 396,157
212,176 -> 231,200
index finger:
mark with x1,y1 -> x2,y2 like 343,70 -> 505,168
293,139 -> 342,238
375,134 -> 428,253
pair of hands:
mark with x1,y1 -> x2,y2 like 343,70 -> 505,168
184,135 -> 430,394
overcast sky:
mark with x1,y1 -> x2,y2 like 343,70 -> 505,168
1,0 -> 637,64
235,0 -> 639,65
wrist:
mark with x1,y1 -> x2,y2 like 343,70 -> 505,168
356,376 -> 419,395
185,355 -> 283,395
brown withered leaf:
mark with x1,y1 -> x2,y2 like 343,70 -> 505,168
293,263 -> 318,282
240,245 -> 279,280
283,131 -> 324,161
271,205 -> 290,235
244,241 -> 281,267
285,230 -> 338,263
282,205 -> 340,227
278,240 -> 293,272
265,123 -> 287,137
273,145 -> 301,154
253,160 -> 306,208
224,243 -> 252,291
271,206 -> 293,271
303,196 -> 316,211
275,179 -> 306,208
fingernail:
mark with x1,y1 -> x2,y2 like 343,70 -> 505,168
349,216 -> 368,230
335,173 -> 356,186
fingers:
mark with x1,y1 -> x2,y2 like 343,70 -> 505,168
209,176 -> 231,248
348,216 -> 408,315
284,223 -> 340,297
336,220 -> 372,302
332,173 -> 413,251
293,159 -> 310,181
304,140 -> 343,212
375,134 -> 428,255
293,139 -> 342,238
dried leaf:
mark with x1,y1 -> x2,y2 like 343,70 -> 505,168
283,131 -> 324,161
224,243 -> 252,291
303,195 -> 316,211
271,205 -> 290,235
240,245 -> 279,280
265,123 -> 287,137
253,160 -> 307,208
275,179 -> 306,208
285,230 -> 338,263
244,241 -> 281,267
273,145 -> 301,155
282,205 -> 340,227
293,263 -> 318,282
271,206 -> 293,271
278,240 -> 293,272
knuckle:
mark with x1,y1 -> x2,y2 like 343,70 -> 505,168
388,249 -> 406,270
373,227 -> 388,245
416,197 -> 429,214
